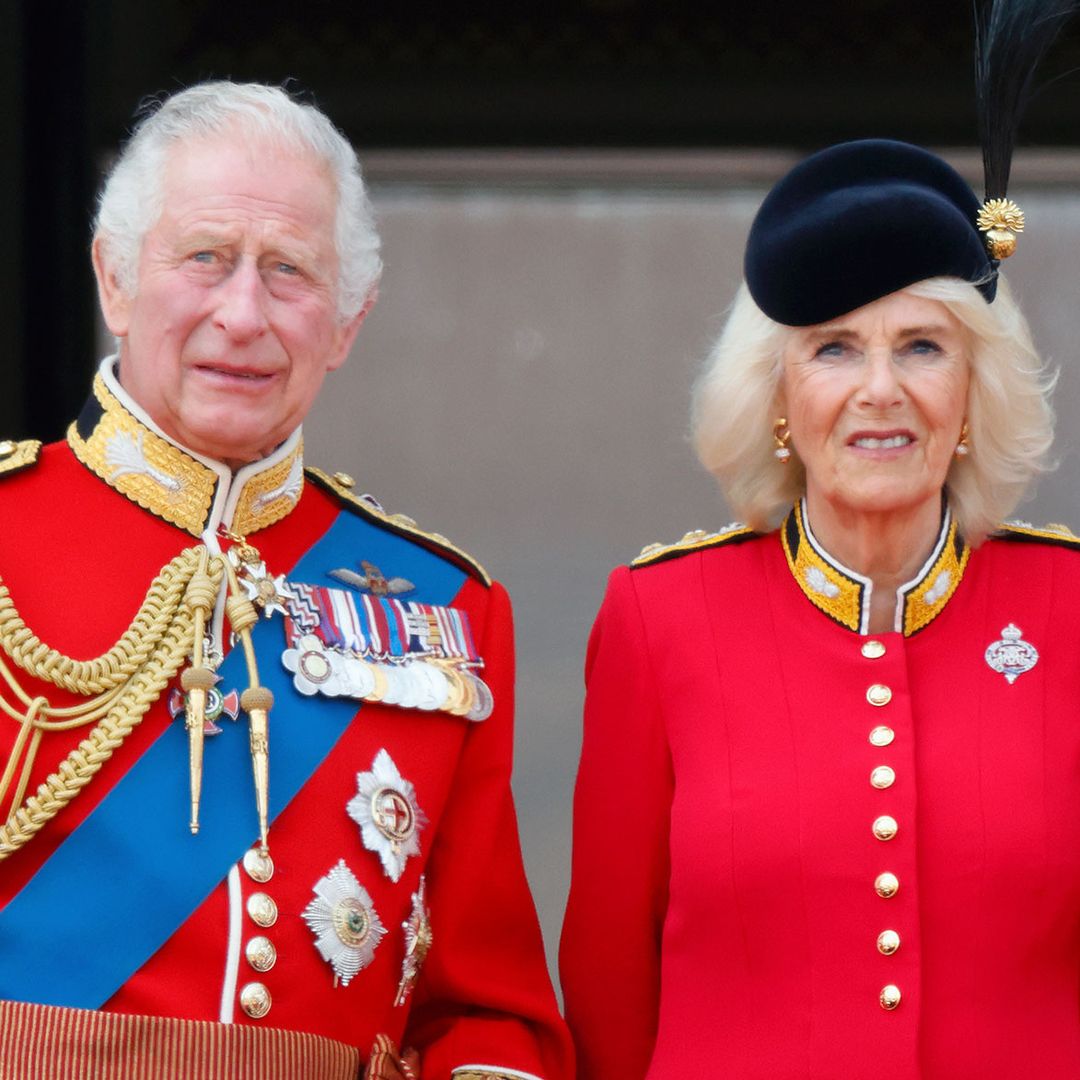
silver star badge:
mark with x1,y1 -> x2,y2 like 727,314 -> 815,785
302,860 -> 386,987
395,876 -> 432,1007
347,749 -> 427,883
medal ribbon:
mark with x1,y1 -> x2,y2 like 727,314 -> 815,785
0,507 -> 467,1008
284,587 -> 480,663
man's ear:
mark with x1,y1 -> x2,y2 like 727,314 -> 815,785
327,288 -> 378,373
92,235 -> 133,337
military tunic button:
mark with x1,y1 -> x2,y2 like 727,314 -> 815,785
875,872 -> 900,898
242,848 -> 274,883
879,984 -> 902,1010
239,982 -> 272,1019
867,684 -> 893,707
872,815 -> 898,841
869,726 -> 895,748
247,892 -> 278,928
245,935 -> 277,972
870,765 -> 896,789
861,640 -> 886,659
0,441 -> 14,458
877,930 -> 901,955
332,472 -> 356,488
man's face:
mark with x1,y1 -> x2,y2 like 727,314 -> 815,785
94,133 -> 364,468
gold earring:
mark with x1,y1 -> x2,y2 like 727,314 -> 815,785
955,421 -> 970,458
773,417 -> 792,463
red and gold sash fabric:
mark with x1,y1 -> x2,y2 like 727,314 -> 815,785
0,999 -> 361,1080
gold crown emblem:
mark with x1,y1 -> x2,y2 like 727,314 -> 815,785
976,197 -> 1025,259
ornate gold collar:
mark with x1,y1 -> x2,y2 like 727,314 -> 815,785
67,360 -> 305,538
780,500 -> 969,636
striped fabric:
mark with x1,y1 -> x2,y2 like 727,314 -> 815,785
0,1000 -> 361,1079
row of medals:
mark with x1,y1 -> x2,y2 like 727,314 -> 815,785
291,634 -> 494,722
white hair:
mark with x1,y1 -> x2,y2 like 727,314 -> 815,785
692,276 -> 1055,546
94,81 -> 381,321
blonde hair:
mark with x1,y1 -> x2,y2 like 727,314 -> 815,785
692,276 -> 1054,545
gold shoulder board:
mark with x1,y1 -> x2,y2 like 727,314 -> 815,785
996,520 -> 1080,551
0,439 -> 42,479
631,523 -> 757,569
305,467 -> 491,586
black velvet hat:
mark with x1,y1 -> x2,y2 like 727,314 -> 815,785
744,140 -> 994,327
743,0 -> 1076,328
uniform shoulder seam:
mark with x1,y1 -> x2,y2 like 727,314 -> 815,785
305,467 -> 492,586
630,523 -> 758,569
0,439 -> 43,480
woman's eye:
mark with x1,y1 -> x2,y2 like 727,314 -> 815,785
907,338 -> 942,355
813,341 -> 847,359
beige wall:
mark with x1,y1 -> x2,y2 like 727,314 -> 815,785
102,150 -> 1080,984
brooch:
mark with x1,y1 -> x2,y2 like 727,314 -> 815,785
984,623 -> 1039,684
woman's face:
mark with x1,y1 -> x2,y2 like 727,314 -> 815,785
777,290 -> 971,525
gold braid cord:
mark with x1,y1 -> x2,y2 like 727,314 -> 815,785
0,547 -> 223,859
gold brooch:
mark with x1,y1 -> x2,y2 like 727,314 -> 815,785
976,197 -> 1025,259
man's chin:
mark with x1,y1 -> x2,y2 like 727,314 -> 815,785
173,422 -> 283,470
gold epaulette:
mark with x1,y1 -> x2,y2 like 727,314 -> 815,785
631,523 -> 757,569
305,467 -> 492,586
0,439 -> 42,478
996,520 -> 1080,550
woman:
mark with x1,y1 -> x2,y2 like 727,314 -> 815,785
559,8 -> 1079,1077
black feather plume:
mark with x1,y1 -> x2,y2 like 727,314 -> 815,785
975,0 -> 1077,198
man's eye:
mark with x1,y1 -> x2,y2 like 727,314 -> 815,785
275,262 -> 299,275
191,251 -> 217,264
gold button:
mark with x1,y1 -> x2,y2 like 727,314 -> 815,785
332,471 -> 355,488
879,984 -> 901,1010
247,892 -> 278,928
245,935 -> 277,973
870,765 -> 896,789
877,929 -> 901,955
239,982 -> 271,1019
874,872 -> 900,898
872,815 -> 898,841
868,725 -> 895,748
242,848 -> 274,884
0,441 -> 15,458
867,684 -> 893,707
861,639 -> 886,659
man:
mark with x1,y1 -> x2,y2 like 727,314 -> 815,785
0,82 -> 571,1080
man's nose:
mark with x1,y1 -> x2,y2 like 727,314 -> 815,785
214,259 -> 269,342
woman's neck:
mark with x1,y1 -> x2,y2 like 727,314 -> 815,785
803,494 -> 944,634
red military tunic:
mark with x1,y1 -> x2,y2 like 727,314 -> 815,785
0,362 -> 571,1080
561,499 -> 1080,1079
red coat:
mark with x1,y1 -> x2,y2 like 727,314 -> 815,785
0,369 -> 571,1080
561,504 -> 1080,1079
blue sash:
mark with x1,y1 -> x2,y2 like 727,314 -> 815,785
0,508 -> 466,1006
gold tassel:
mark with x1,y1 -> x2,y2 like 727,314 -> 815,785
181,547 -> 220,834
222,540 -> 273,856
